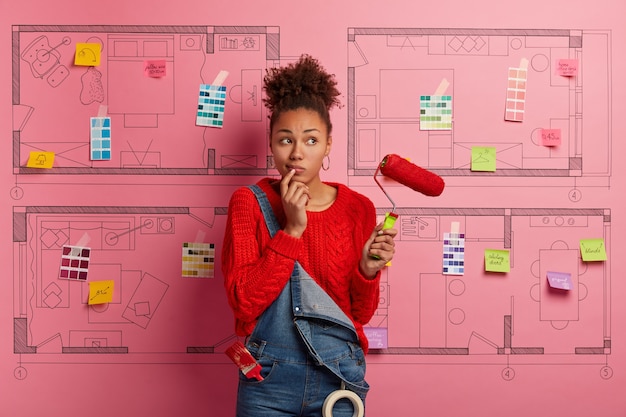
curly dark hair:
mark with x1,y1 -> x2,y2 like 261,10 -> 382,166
263,54 -> 341,134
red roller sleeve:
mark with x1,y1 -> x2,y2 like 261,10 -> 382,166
379,154 -> 445,197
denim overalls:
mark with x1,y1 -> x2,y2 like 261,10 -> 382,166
235,185 -> 369,417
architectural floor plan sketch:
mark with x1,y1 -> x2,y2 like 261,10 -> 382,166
13,25 -> 279,177
346,27 -> 613,378
364,207 -> 612,378
347,28 -> 612,192
10,24 -> 281,380
13,205 -> 233,365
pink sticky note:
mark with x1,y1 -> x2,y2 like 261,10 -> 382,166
541,128 -> 561,146
557,59 -> 578,77
144,60 -> 166,77
547,271 -> 573,290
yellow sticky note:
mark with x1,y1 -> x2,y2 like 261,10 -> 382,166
485,249 -> 510,273
471,146 -> 496,172
75,43 -> 101,66
88,280 -> 114,305
579,239 -> 607,261
26,151 -> 55,168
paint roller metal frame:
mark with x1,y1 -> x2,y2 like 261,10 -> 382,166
370,155 -> 399,261
373,155 -> 399,230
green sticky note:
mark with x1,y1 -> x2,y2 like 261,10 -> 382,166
579,239 -> 607,261
471,146 -> 496,172
485,249 -> 510,272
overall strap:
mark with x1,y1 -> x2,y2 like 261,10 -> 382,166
246,183 -> 365,396
248,184 -> 281,238
248,183 -> 355,331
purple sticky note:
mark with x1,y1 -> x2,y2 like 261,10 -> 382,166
363,327 -> 388,349
547,271 -> 573,290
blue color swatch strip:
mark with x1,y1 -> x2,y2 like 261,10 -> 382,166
90,117 -> 111,160
196,84 -> 226,127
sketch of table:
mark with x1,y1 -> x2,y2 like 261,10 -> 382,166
539,249 -> 579,322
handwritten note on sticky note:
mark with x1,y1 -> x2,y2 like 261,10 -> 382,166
541,129 -> 561,147
363,327 -> 388,349
88,280 -> 114,305
485,249 -> 510,273
26,151 -> 55,168
75,43 -> 101,66
471,146 -> 496,172
144,59 -> 166,77
580,239 -> 607,261
547,271 -> 573,290
557,59 -> 578,77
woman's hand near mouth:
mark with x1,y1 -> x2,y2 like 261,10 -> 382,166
280,169 -> 309,238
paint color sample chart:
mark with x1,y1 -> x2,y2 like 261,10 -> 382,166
442,232 -> 465,275
196,84 -> 226,127
505,66 -> 527,122
90,117 -> 111,160
420,95 -> 452,130
182,242 -> 215,278
59,245 -> 91,280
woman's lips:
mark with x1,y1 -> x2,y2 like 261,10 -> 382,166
287,165 -> 305,174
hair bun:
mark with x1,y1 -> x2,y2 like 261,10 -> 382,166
263,54 -> 341,113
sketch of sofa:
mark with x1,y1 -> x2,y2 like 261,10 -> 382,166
122,273 -> 169,329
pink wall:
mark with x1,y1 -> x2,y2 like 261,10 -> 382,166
2,0 -> 626,416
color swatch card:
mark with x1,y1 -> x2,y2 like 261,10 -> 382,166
182,242 -> 215,278
420,95 -> 452,130
505,59 -> 528,122
90,117 -> 111,160
59,245 -> 91,281
196,84 -> 226,128
443,232 -> 465,275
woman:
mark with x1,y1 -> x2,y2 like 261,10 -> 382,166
222,54 -> 397,416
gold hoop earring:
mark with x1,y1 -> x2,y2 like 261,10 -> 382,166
322,155 -> 330,171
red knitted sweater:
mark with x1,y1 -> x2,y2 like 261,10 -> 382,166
222,177 -> 381,353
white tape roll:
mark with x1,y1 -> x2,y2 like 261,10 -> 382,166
322,389 -> 364,417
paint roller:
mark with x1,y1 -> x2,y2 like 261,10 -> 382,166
374,154 -> 445,231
